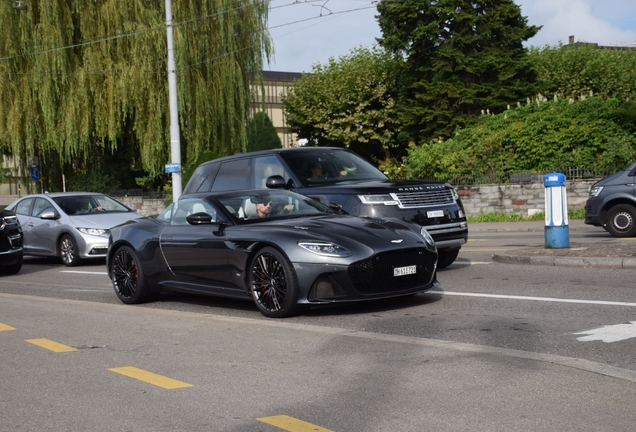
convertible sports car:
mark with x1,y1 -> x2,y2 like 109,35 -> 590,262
106,190 -> 439,318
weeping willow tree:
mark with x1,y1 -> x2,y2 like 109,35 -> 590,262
0,0 -> 272,189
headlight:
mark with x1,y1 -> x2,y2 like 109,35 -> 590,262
77,227 -> 109,236
298,241 -> 352,257
420,227 -> 436,251
451,188 -> 459,201
358,194 -> 398,205
589,186 -> 603,197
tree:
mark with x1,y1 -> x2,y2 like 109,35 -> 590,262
0,0 -> 271,188
282,46 -> 406,162
246,112 -> 281,152
529,43 -> 636,102
404,97 -> 636,181
376,0 -> 540,141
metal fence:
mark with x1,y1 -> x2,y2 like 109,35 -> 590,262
108,189 -> 167,200
438,166 -> 623,186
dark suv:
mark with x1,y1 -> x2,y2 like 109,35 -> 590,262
0,209 -> 23,274
183,147 -> 468,268
585,161 -> 636,237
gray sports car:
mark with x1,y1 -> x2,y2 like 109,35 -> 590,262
6,192 -> 143,266
106,189 -> 439,318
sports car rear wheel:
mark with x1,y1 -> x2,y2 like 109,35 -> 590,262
110,246 -> 156,304
249,247 -> 300,318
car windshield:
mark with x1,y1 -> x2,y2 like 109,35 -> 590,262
280,149 -> 388,186
52,195 -> 131,215
215,190 -> 333,223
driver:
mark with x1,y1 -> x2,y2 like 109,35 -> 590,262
252,195 -> 294,218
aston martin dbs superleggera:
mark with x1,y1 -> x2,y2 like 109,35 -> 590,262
106,190 -> 439,318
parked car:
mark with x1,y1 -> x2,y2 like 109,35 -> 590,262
585,161 -> 636,237
6,192 -> 143,266
106,189 -> 439,318
182,147 -> 467,268
0,209 -> 23,274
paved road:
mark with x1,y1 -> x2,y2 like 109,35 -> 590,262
1,222 -> 636,431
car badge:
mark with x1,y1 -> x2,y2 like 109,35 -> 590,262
391,239 -> 403,243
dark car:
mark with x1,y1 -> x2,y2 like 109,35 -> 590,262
585,161 -> 636,237
6,193 -> 143,266
106,189 -> 439,318
0,209 -> 23,275
182,147 -> 467,268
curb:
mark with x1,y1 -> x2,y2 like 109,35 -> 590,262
493,254 -> 636,269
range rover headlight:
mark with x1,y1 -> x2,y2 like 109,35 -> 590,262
77,227 -> 109,236
589,186 -> 603,197
420,227 -> 436,251
451,188 -> 459,201
298,241 -> 352,257
358,194 -> 398,205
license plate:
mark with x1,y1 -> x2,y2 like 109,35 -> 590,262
394,265 -> 416,277
427,210 -> 444,218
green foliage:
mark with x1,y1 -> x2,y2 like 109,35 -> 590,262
529,44 -> 636,103
467,208 -> 584,223
182,149 -> 221,187
246,112 -> 282,152
0,0 -> 271,179
405,97 -> 636,181
377,0 -> 540,141
282,46 -> 406,162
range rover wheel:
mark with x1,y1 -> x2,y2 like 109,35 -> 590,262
110,245 -> 157,304
437,248 -> 460,269
59,234 -> 81,266
249,247 -> 300,318
605,204 -> 636,237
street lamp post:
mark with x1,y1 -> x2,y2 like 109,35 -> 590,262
165,0 -> 182,202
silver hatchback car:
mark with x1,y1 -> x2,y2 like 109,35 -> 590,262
6,192 -> 143,266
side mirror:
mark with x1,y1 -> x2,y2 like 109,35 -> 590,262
329,202 -> 348,215
186,212 -> 214,225
40,210 -> 59,220
265,175 -> 287,189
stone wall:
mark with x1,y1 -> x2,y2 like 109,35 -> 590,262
112,196 -> 166,217
456,180 -> 596,217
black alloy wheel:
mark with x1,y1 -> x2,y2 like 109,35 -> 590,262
110,245 -> 156,304
436,248 -> 459,269
606,204 -> 636,238
59,234 -> 81,266
249,247 -> 300,318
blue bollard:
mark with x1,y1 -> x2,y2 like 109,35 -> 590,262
544,172 -> 569,248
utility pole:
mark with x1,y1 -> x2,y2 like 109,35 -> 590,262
165,0 -> 182,202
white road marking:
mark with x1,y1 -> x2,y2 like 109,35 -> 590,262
60,270 -> 108,275
426,291 -> 636,307
450,261 -> 491,266
574,322 -> 636,343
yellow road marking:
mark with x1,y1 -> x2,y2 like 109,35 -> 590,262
0,322 -> 16,331
257,415 -> 334,432
109,366 -> 193,389
25,338 -> 77,353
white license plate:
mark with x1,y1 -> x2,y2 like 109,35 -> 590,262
394,265 -> 417,277
427,210 -> 444,218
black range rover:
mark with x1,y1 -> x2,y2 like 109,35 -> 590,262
183,147 -> 468,268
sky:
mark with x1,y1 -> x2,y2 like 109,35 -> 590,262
264,0 -> 636,73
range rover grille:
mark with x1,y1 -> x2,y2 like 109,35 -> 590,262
393,190 -> 454,208
348,248 -> 436,294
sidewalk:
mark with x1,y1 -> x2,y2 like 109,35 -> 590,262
468,219 -> 636,269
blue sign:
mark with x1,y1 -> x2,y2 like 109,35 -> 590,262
30,166 -> 40,181
165,163 -> 180,174
544,172 -> 566,187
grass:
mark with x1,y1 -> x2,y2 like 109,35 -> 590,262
467,208 -> 585,223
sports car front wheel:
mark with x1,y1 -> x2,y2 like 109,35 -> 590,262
249,247 -> 300,318
110,246 -> 157,304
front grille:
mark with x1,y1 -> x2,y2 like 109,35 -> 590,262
348,248 -> 436,295
0,238 -> 10,253
393,189 -> 454,208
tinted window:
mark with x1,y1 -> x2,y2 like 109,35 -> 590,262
253,156 -> 289,188
184,162 -> 220,194
33,198 -> 54,217
211,159 -> 250,191
15,198 -> 33,216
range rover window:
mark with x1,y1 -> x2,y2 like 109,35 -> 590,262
211,159 -> 250,191
253,156 -> 290,188
184,162 -> 220,194
281,149 -> 388,186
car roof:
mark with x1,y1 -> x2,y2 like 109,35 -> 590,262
195,147 -> 350,167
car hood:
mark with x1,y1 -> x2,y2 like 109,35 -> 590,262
299,179 -> 451,195
69,212 -> 143,228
